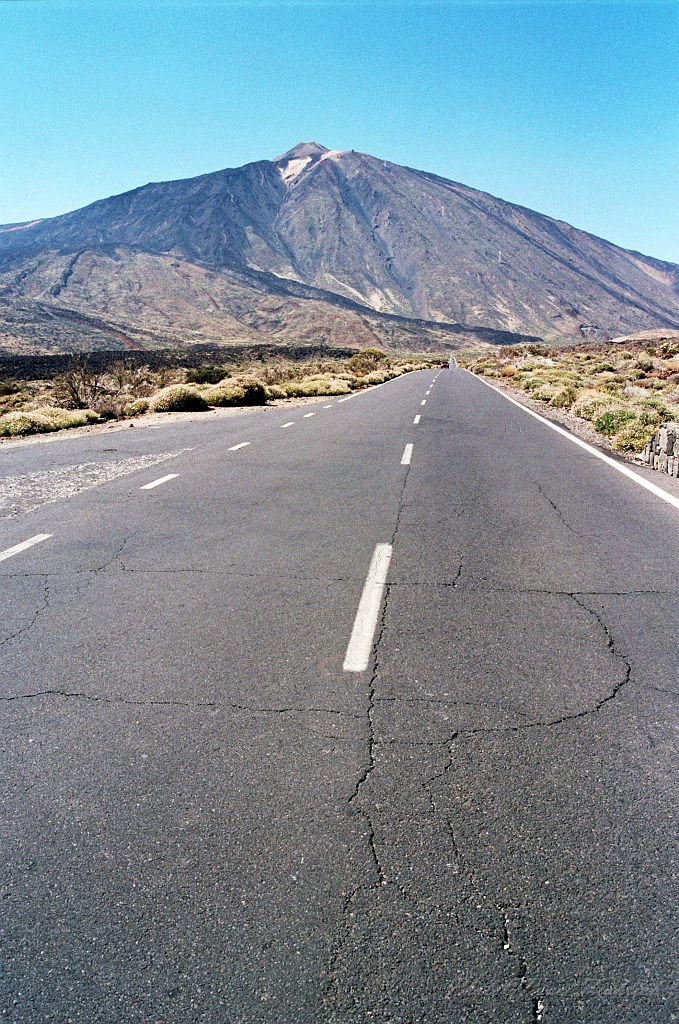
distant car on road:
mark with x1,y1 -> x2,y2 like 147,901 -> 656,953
440,361 -> 448,367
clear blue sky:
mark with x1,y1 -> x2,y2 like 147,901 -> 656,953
1,0 -> 677,261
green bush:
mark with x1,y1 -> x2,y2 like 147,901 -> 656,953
550,386 -> 577,409
594,408 -> 636,435
612,420 -> 656,452
363,370 -> 390,385
186,365 -> 227,385
124,399 -> 149,417
237,376 -> 267,405
208,384 -> 246,406
151,385 -> 209,413
637,408 -> 662,427
265,384 -> 287,400
348,347 -> 389,376
572,392 -> 616,420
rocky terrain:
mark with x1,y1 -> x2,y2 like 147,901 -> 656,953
1,141 -> 677,355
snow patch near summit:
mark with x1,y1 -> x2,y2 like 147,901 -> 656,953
279,157 -> 312,183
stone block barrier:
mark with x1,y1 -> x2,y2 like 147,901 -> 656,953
641,423 -> 679,476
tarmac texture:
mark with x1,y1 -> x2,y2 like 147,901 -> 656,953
1,368 -> 677,1023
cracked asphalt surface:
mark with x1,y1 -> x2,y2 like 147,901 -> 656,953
1,367 -> 677,1023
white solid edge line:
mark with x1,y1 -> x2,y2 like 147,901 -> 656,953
228,442 -> 251,451
140,473 -> 178,490
0,533 -> 52,563
472,371 -> 679,512
343,544 -> 393,672
413,414 -> 421,425
401,443 -> 413,465
337,396 -> 352,403
281,422 -> 294,428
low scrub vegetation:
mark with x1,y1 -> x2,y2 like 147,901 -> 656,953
0,349 -> 437,437
460,340 -> 679,452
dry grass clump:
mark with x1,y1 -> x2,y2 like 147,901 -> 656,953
0,407 -> 99,437
124,398 -> 150,417
461,340 -> 679,452
151,385 -> 209,413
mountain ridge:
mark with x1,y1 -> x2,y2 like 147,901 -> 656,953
1,142 -> 677,355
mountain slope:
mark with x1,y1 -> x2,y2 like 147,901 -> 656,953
1,141 -> 677,353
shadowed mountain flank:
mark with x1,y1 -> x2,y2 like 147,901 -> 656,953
1,142 -> 677,354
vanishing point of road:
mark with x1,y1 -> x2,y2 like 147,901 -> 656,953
1,367 -> 677,1022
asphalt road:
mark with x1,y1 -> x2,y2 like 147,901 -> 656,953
1,368 -> 677,1023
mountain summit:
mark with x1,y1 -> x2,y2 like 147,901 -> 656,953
1,143 -> 677,354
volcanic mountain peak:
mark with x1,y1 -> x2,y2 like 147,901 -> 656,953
274,141 -> 328,162
274,141 -> 332,184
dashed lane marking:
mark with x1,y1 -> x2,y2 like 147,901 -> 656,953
140,474 -> 178,490
413,414 -> 421,425
281,422 -> 294,428
323,405 -> 333,409
473,372 -> 679,514
401,444 -> 413,466
303,413 -> 315,418
0,533 -> 52,563
228,442 -> 251,451
343,544 -> 393,673
421,400 -> 426,406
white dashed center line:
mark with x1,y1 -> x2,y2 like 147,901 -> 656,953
401,444 -> 413,465
323,405 -> 333,409
303,412 -> 315,418
140,474 -> 178,490
281,422 -> 294,428
343,544 -> 393,673
0,533 -> 52,563
228,442 -> 250,451
413,414 -> 421,425
421,400 -> 426,406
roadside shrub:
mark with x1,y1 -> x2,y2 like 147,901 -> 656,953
265,384 -> 287,400
208,384 -> 246,407
348,347 -> 389,376
594,408 -> 636,435
362,370 -> 390,385
151,385 -> 209,413
282,381 -> 306,397
500,365 -> 517,377
37,406 -> 99,429
325,379 -> 352,394
236,376 -> 267,405
0,407 -> 98,437
634,408 -> 660,428
550,386 -> 577,409
572,391 -> 616,421
124,399 -> 150,417
612,420 -> 656,452
186,365 -> 228,385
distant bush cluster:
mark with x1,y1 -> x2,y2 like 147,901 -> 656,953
0,348 -> 438,438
